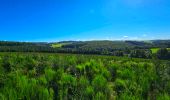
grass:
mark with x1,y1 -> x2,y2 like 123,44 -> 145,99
51,43 -> 71,48
151,48 -> 170,53
151,48 -> 160,54
51,43 -> 63,48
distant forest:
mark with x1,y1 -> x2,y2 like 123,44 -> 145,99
0,40 -> 170,60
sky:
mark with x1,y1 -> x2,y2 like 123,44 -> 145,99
0,0 -> 170,42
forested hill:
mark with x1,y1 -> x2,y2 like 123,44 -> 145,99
53,40 -> 170,49
0,40 -> 169,48
0,40 -> 170,60
0,41 -> 49,46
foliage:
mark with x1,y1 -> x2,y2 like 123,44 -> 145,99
0,52 -> 169,100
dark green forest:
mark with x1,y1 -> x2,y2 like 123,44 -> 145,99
0,40 -> 170,60
0,53 -> 169,100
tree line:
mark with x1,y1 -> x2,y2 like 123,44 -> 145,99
0,41 -> 170,60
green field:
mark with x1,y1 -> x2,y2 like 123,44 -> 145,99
51,43 -> 71,48
151,48 -> 170,54
0,52 -> 169,100
151,48 -> 160,53
51,43 -> 63,48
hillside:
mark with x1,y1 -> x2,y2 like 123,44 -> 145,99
52,40 -> 170,49
0,40 -> 170,60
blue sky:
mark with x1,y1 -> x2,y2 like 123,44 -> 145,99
0,0 -> 170,41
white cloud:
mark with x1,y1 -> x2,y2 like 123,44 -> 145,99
122,35 -> 141,40
131,36 -> 139,40
123,36 -> 128,38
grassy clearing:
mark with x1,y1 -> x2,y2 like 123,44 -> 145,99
51,43 -> 63,48
151,48 -> 160,53
151,48 -> 170,53
51,43 -> 71,48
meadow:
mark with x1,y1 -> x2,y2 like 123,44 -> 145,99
0,52 -> 169,100
151,48 -> 160,54
151,48 -> 170,54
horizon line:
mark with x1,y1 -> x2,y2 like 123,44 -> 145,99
0,39 -> 170,43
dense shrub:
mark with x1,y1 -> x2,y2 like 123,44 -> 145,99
0,53 -> 169,100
